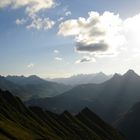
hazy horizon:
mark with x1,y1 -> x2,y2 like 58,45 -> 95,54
0,69 -> 138,79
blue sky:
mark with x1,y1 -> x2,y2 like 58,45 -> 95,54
1,0 -> 140,77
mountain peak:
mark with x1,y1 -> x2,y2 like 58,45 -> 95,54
125,69 -> 136,74
97,72 -> 106,76
111,73 -> 121,80
81,107 -> 97,117
110,70 -> 139,82
82,107 -> 92,113
124,69 -> 139,77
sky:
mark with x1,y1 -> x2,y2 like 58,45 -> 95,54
1,0 -> 140,78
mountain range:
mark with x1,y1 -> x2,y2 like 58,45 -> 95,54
0,72 -> 112,101
0,89 -> 124,140
2,69 -> 140,139
0,75 -> 72,101
47,72 -> 112,85
27,70 -> 140,123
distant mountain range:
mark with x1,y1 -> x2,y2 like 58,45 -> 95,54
0,75 -> 72,101
27,70 -> 140,123
47,72 -> 112,85
0,72 -> 112,101
0,75 -> 29,99
0,89 -> 124,140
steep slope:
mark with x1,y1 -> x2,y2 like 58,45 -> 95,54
47,72 -> 112,85
0,89 -> 124,140
0,89 -> 62,140
27,70 -> 140,123
77,108 -> 124,140
116,102 -> 140,140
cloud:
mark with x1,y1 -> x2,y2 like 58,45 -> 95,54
75,56 -> 96,64
55,57 -> 63,61
58,19 -> 80,36
53,50 -> 60,53
57,11 -> 71,23
76,41 -> 108,52
27,63 -> 34,68
0,0 -> 56,31
59,11 -> 140,62
123,13 -> 140,47
27,17 -> 55,30
0,0 -> 55,15
58,17 -> 64,22
58,11 -> 125,56
16,18 -> 26,25
65,11 -> 71,16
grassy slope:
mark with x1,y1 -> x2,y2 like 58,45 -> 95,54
0,89 -> 125,140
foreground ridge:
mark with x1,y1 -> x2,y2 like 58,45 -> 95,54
0,89 -> 125,140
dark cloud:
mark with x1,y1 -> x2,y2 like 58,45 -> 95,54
76,41 -> 109,52
76,56 -> 96,63
79,58 -> 91,63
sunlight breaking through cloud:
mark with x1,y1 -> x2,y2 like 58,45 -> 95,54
58,11 -> 140,63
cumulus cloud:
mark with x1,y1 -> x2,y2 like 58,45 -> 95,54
0,0 -> 56,31
59,11 -> 140,62
0,0 -> 55,15
75,56 -> 96,64
58,11 -> 125,56
123,13 -> 140,47
27,17 -> 55,30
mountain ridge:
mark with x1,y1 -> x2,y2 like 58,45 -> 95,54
27,69 -> 140,123
47,72 -> 112,85
0,75 -> 72,101
0,89 -> 125,140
